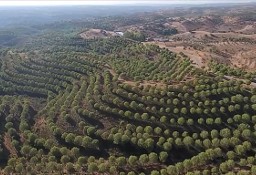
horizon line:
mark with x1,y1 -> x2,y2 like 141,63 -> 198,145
0,1 -> 254,7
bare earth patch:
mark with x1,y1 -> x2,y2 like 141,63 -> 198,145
80,29 -> 119,39
3,133 -> 18,157
144,30 -> 256,71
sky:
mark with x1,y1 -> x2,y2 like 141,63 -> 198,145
0,0 -> 255,6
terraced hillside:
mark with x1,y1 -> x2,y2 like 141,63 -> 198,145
0,30 -> 256,175
2,3 -> 256,174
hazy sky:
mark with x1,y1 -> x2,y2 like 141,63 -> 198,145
0,0 -> 255,6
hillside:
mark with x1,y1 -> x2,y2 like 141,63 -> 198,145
0,4 -> 256,175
